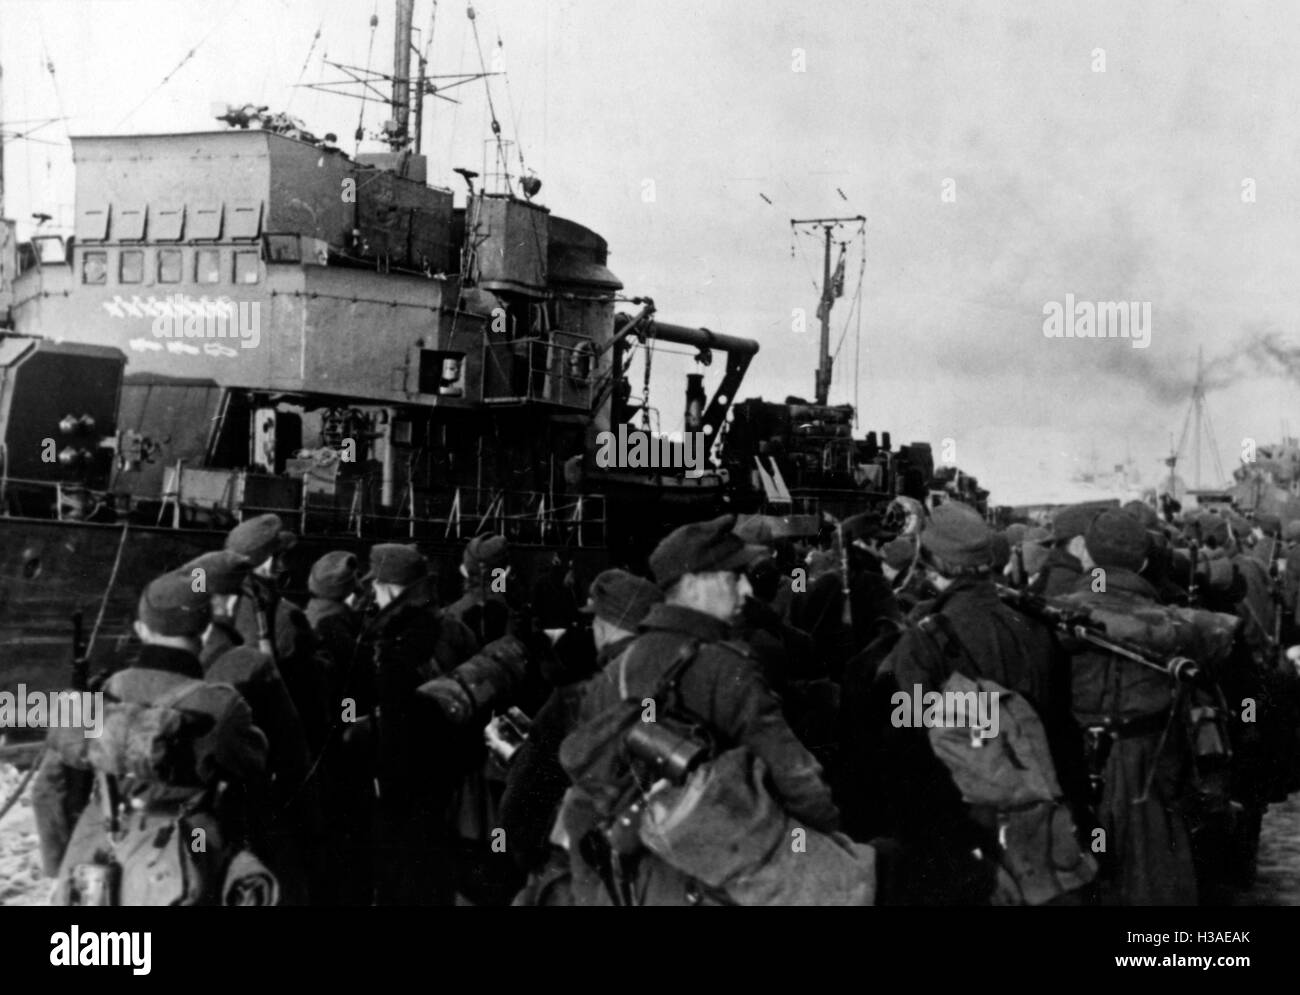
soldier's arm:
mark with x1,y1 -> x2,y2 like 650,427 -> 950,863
211,694 -> 270,785
711,654 -> 841,832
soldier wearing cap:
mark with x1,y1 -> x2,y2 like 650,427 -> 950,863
186,552 -> 313,793
34,572 -> 269,892
502,569 -> 663,890
564,514 -> 840,906
445,532 -> 520,645
1031,503 -> 1104,597
181,549 -> 325,904
223,514 -> 331,759
366,542 -> 478,906
304,550 -> 368,709
871,501 -> 1086,905
297,549 -> 374,905
1056,510 -> 1200,905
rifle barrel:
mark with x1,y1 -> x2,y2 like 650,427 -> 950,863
995,585 -> 1200,682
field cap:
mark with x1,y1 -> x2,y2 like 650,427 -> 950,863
1051,503 -> 1104,543
920,501 -> 991,569
365,544 -> 428,586
179,550 -> 250,596
649,514 -> 769,590
226,513 -> 296,564
464,533 -> 510,579
138,572 -> 213,637
309,550 -> 362,600
578,568 -> 663,629
1085,510 -> 1149,572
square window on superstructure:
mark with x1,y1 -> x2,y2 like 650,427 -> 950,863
119,250 -> 144,284
157,248 -> 183,284
196,249 -> 221,284
234,250 -> 260,285
82,251 -> 107,285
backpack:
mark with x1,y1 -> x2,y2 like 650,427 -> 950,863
559,639 -> 712,856
55,680 -> 253,907
639,746 -> 876,905
917,614 -> 1097,905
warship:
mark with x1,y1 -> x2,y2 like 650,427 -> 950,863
0,0 -> 977,701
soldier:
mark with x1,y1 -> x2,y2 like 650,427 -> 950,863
1057,510 -> 1200,905
445,532 -> 517,645
221,513 -> 331,758
1282,519 -> 1300,645
367,543 -> 478,906
183,549 -> 318,904
563,514 -> 840,906
1031,503 -> 1102,597
33,573 -> 269,902
501,568 -> 663,895
442,532 -> 541,901
873,502 -> 1088,905
299,549 -> 374,904
304,550 -> 368,709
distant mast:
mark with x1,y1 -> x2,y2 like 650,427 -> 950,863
790,214 -> 865,405
1173,346 -> 1224,490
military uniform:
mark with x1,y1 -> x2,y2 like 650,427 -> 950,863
502,569 -> 661,881
1057,512 -> 1201,906
874,503 -> 1087,905
366,544 -> 478,906
33,574 -> 268,900
223,515 -> 332,759
562,516 -> 838,906
568,604 -> 839,905
300,552 -> 373,906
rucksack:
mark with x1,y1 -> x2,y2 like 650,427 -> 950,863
559,638 -> 712,856
916,614 -> 1097,905
639,746 -> 877,905
54,680 -> 253,907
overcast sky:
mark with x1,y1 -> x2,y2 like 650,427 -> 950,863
3,0 -> 1298,504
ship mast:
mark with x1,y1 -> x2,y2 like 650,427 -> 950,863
391,0 -> 414,151
790,214 -> 864,405
304,1 -> 496,158
1173,346 -> 1225,490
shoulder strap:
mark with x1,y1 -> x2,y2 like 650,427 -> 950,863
651,638 -> 701,703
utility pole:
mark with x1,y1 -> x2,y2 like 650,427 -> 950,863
791,214 -> 864,406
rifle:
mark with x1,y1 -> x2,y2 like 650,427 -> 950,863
994,584 -> 1200,683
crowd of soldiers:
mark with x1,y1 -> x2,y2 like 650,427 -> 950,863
27,494 -> 1300,905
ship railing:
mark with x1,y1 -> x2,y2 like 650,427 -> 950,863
246,484 -> 609,548
482,332 -> 596,408
0,472 -> 608,548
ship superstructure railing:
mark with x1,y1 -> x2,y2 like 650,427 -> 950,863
481,332 -> 596,408
0,472 -> 607,549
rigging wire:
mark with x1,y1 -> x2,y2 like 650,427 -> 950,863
791,228 -> 823,295
35,20 -> 70,148
355,2 -> 382,156
854,244 -> 864,427
497,31 -> 529,178
116,0 -> 245,128
467,4 -> 510,194
831,249 -> 866,363
285,21 -> 324,113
